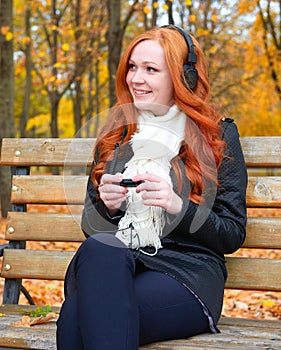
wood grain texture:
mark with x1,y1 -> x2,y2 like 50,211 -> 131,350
2,250 -> 281,291
0,305 -> 279,350
1,137 -> 281,167
5,213 -> 281,249
9,175 -> 281,207
0,138 -> 96,166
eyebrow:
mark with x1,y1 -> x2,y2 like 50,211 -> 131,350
129,58 -> 160,67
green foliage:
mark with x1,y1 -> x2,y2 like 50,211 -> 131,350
19,305 -> 54,317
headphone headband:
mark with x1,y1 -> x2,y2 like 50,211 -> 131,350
160,24 -> 198,90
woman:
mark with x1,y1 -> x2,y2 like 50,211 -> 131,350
57,25 -> 247,349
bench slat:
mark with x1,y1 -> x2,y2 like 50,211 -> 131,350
239,136 -> 281,167
2,250 -> 281,291
6,212 -> 85,242
1,250 -> 74,280
244,216 -> 281,248
0,138 -> 96,166
246,176 -> 281,207
0,305 -> 280,350
5,212 -> 281,249
10,175 -> 281,207
11,175 -> 87,204
1,137 -> 281,167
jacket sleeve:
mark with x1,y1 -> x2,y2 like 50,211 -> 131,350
167,120 -> 248,255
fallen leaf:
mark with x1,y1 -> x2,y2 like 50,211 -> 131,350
10,312 -> 57,328
30,312 -> 57,326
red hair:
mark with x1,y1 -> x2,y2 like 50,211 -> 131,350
92,27 -> 225,203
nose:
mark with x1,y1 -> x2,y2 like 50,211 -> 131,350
131,69 -> 145,83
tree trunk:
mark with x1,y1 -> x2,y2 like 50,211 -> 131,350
49,91 -> 59,137
107,0 -> 122,107
20,4 -> 32,137
0,0 -> 14,217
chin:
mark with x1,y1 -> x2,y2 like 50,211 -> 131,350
134,102 -> 170,116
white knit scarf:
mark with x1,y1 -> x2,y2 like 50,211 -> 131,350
115,105 -> 186,255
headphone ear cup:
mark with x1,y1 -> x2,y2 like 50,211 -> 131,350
183,64 -> 198,91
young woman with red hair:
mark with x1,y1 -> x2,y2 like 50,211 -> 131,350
57,25 -> 247,349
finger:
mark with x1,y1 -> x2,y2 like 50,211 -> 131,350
133,173 -> 163,183
101,173 -> 123,185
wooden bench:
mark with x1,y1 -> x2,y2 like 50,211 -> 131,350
0,137 -> 281,349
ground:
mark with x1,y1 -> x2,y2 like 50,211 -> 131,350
0,208 -> 280,320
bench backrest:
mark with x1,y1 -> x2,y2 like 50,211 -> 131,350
1,137 -> 281,304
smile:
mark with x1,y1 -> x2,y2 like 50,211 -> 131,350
134,89 -> 151,95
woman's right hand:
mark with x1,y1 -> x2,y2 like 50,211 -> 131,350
98,173 -> 128,215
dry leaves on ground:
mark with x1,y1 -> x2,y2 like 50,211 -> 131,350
10,312 -> 58,328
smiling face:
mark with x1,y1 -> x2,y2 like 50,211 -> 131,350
126,40 -> 174,116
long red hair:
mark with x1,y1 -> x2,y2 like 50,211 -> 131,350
92,27 -> 225,203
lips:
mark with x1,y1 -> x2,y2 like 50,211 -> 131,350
134,89 -> 152,95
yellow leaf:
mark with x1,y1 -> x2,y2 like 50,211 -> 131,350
162,4 -> 169,11
197,28 -> 209,36
62,43 -> 70,52
1,26 -> 10,35
5,32 -> 13,41
49,76 -> 56,82
189,14 -> 196,22
53,62 -> 62,68
143,6 -> 151,14
153,3 -> 158,9
22,36 -> 31,45
186,0 -> 192,6
39,51 -> 45,58
211,14 -> 219,23
260,300 -> 275,307
0,313 -> 6,317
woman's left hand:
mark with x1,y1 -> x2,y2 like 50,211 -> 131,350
133,173 -> 183,216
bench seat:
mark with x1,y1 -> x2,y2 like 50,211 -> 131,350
0,137 -> 281,349
0,305 -> 280,349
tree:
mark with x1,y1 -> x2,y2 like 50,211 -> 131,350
107,0 -> 139,106
19,1 -> 32,137
0,0 -> 14,217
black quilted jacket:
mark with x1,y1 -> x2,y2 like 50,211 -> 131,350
81,119 -> 248,331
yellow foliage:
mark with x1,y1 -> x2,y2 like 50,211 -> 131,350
26,114 -> 50,136
211,14 -> 219,23
196,28 -> 209,37
238,0 -> 257,15
22,36 -> 31,45
189,15 -> 196,22
58,98 -> 75,137
5,32 -> 13,41
62,43 -> 70,52
162,4 -> 169,11
1,26 -> 10,35
143,6 -> 151,14
53,62 -> 62,68
186,0 -> 192,6
153,3 -> 158,9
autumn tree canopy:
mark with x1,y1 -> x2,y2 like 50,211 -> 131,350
1,0 -> 280,139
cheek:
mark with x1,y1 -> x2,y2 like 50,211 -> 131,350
126,72 -> 133,86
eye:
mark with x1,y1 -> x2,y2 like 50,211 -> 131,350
147,66 -> 158,73
128,63 -> 136,70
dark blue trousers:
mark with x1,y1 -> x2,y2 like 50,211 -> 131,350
56,234 -> 209,349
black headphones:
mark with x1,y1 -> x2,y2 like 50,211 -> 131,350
161,25 -> 198,91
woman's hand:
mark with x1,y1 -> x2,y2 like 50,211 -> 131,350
98,173 -> 128,215
133,173 -> 183,215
